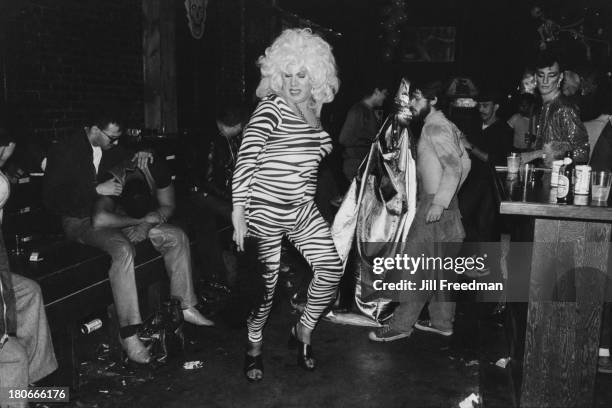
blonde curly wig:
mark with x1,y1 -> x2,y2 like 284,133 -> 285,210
255,28 -> 339,108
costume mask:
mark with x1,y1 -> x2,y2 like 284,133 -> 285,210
184,0 -> 208,39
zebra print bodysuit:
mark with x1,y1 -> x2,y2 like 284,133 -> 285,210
232,94 -> 344,343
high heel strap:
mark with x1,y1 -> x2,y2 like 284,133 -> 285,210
289,325 -> 316,371
119,324 -> 142,339
244,353 -> 264,382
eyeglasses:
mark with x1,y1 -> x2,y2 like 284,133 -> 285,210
99,128 -> 121,144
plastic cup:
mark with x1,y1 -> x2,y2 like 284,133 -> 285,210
591,171 -> 612,205
550,160 -> 564,187
507,155 -> 520,174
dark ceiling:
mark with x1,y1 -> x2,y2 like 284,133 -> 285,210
276,0 -> 612,95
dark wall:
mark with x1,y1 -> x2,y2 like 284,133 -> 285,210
1,0 -> 143,145
176,0 -> 250,132
175,0 -> 275,132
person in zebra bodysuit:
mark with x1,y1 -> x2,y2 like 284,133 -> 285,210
232,28 -> 343,382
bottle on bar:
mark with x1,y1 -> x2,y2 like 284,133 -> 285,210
556,151 -> 574,204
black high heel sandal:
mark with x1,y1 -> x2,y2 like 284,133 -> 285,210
289,325 -> 315,371
244,353 -> 264,382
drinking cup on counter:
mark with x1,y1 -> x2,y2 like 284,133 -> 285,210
550,160 -> 564,187
507,153 -> 520,174
573,165 -> 591,196
591,171 -> 612,206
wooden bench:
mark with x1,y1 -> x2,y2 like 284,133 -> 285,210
2,137 -> 204,390
8,234 -> 173,390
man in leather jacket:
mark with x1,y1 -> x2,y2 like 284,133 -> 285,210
195,103 -> 250,285
203,104 -> 249,200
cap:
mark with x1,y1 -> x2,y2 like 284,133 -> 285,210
475,89 -> 504,104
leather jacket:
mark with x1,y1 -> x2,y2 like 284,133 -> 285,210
203,132 -> 242,201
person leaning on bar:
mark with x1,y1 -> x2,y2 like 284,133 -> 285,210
519,51 -> 590,167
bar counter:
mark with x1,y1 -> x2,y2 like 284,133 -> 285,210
495,167 -> 612,220
493,167 -> 612,408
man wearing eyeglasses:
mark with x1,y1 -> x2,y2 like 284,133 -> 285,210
43,107 -> 213,365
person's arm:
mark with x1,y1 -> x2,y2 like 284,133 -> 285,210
0,143 -> 16,168
132,150 -> 154,170
556,105 -> 590,163
465,140 -> 489,162
232,98 -> 279,208
428,123 -> 465,210
520,149 -> 546,164
91,196 -> 154,229
231,98 -> 279,251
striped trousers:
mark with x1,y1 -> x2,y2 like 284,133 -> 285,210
246,199 -> 344,343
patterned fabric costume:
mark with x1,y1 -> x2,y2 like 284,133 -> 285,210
232,94 -> 343,343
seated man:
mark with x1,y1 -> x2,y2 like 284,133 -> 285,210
43,107 -> 212,365
0,126 -> 57,408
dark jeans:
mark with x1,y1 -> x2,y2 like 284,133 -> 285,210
459,174 -> 500,242
62,217 -> 198,328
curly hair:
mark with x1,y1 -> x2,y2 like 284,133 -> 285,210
255,28 -> 339,108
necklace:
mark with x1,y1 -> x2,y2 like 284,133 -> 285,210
294,103 -> 321,129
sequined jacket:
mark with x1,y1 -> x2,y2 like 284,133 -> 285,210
535,94 -> 590,163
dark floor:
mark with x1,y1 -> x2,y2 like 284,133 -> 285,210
52,294 -> 612,408
66,303 -> 474,408
51,243 -> 612,408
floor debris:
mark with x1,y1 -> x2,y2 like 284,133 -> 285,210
458,392 -> 480,408
495,357 -> 511,368
183,360 -> 205,370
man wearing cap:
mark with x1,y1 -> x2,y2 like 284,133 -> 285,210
463,90 -> 514,167
460,90 -> 513,242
